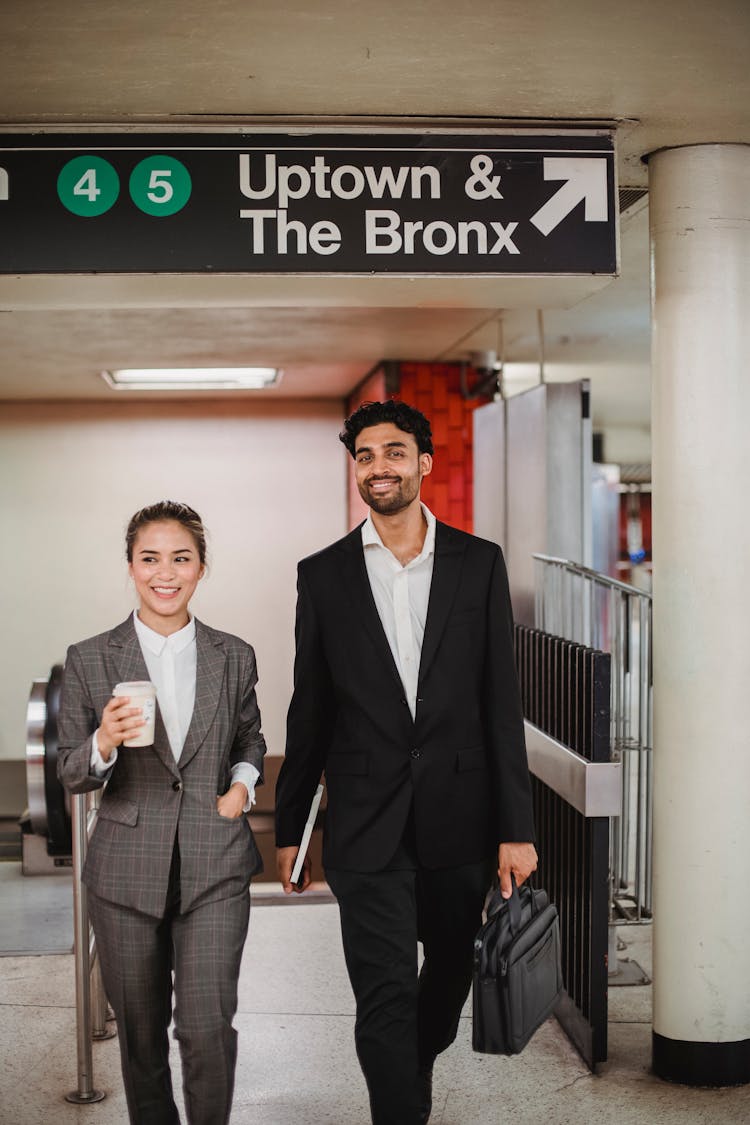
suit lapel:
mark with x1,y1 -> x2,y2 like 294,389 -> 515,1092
107,617 -> 178,778
419,522 -> 467,686
177,619 -> 225,770
340,528 -> 404,690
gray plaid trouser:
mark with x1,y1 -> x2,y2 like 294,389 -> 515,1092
89,858 -> 250,1125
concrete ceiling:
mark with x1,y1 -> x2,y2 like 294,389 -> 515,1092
0,0 -> 748,433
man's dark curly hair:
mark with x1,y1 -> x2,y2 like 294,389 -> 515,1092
339,400 -> 434,458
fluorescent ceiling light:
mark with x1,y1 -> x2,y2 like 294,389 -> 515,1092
101,367 -> 281,390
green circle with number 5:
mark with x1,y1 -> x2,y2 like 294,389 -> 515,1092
57,156 -> 120,216
129,155 -> 192,216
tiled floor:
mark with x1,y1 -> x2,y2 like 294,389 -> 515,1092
0,862 -> 73,956
1,867 -> 749,1124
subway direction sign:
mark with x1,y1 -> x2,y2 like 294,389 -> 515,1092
0,132 -> 617,275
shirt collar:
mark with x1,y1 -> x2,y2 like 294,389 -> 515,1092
133,609 -> 196,655
362,503 -> 436,563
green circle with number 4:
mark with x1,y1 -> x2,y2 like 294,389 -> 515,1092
129,156 -> 192,216
57,156 -> 120,216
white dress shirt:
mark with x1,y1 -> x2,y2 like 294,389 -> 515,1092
362,503 -> 436,719
91,611 -> 258,807
135,611 -> 197,759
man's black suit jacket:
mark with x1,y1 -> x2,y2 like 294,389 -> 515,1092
275,520 -> 535,872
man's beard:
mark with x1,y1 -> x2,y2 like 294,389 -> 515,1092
358,474 -> 420,514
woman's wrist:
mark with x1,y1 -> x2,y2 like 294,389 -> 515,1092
95,728 -> 115,761
231,780 -> 249,800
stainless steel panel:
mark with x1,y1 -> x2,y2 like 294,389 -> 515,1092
525,720 -> 622,817
504,382 -> 590,625
472,400 -> 505,548
546,381 -> 585,565
506,385 -> 548,625
26,679 -> 48,836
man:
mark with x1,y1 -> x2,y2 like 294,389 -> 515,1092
276,400 -> 537,1125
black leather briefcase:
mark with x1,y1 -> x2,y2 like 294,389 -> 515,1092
472,879 -> 563,1055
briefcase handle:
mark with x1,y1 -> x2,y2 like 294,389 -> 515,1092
508,876 -> 526,935
487,875 -> 539,936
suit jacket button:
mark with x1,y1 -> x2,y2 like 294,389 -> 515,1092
172,780 -> 182,792
410,749 -> 421,760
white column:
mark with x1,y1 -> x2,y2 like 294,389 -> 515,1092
650,143 -> 750,1085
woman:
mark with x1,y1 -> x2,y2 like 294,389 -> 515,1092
58,500 -> 266,1125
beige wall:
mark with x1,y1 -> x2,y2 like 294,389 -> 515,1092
0,400 -> 347,767
599,424 -> 652,465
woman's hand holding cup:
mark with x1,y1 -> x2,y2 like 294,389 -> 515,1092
97,695 -> 146,760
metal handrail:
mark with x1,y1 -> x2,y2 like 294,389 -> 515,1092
534,553 -> 651,598
533,553 -> 653,924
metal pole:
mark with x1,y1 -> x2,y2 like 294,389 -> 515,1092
84,790 -> 115,1041
91,953 -> 116,1040
634,595 -> 648,919
644,597 -> 654,917
65,792 -> 105,1104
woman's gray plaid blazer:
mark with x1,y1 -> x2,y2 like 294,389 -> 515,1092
57,614 -> 266,917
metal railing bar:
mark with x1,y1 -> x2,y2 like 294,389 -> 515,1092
519,626 -> 611,1067
533,553 -> 654,601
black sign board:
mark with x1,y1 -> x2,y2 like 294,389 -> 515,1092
0,132 -> 617,275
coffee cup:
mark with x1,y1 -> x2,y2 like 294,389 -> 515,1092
113,681 -> 157,747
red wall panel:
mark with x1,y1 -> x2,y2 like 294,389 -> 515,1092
397,362 -> 489,534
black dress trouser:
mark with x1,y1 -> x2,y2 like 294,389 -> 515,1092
326,853 -> 493,1125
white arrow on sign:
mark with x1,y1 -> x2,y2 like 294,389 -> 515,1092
0,167 -> 8,201
530,157 -> 608,236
